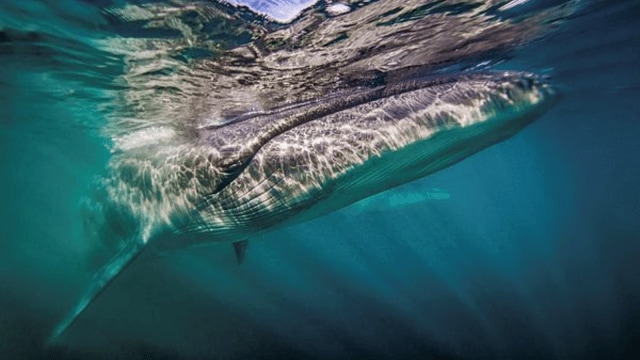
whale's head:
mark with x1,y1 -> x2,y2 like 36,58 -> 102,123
181,71 -> 557,240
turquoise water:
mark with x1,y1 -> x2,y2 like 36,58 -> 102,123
1,1 -> 639,359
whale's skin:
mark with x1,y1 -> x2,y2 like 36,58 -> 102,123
98,71 -> 556,249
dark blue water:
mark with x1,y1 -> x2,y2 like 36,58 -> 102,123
1,1 -> 639,359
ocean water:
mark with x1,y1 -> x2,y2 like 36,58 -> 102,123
1,1 -> 639,359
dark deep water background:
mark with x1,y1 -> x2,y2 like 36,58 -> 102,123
1,1 -> 639,359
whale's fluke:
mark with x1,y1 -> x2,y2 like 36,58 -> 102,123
47,240 -> 146,344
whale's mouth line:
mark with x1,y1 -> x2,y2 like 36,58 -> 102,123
202,71 -> 473,131
207,69 -> 550,131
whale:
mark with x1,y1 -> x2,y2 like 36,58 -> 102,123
49,71 -> 557,342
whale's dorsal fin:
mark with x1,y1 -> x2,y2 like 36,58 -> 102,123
233,240 -> 249,264
47,239 -> 146,344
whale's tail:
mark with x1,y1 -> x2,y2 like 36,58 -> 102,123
47,239 -> 146,344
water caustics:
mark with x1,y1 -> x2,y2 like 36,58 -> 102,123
47,0 -> 578,343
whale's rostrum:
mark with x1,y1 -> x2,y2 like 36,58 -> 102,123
50,71 -> 556,342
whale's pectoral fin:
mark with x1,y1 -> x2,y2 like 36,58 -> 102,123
47,238 -> 146,344
233,240 -> 249,264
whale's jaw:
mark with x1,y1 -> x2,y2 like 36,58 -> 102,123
176,71 -> 556,242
